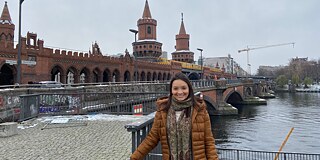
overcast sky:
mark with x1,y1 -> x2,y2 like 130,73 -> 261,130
4,0 -> 320,74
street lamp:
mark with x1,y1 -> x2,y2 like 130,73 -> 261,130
129,29 -> 138,81
17,0 -> 25,84
197,48 -> 203,80
230,57 -> 234,74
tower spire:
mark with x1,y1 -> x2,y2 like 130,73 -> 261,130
0,1 -> 13,24
179,13 -> 186,35
181,13 -> 183,21
134,0 -> 162,62
142,0 -> 152,18
172,13 -> 194,63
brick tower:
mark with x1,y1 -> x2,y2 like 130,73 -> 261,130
132,0 -> 162,62
0,1 -> 15,48
171,13 -> 194,63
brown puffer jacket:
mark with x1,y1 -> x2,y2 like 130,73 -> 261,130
130,97 -> 219,160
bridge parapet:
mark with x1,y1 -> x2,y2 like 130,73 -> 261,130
191,80 -> 215,89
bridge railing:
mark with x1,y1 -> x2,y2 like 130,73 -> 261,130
125,113 -> 320,160
191,80 -> 216,89
226,79 -> 242,85
19,92 -> 167,121
0,81 -> 170,89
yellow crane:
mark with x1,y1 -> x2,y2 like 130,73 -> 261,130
238,42 -> 295,76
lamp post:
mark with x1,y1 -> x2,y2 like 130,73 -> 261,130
230,57 -> 234,74
197,48 -> 203,80
17,0 -> 25,84
129,29 -> 138,81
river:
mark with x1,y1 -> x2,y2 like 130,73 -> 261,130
211,92 -> 320,154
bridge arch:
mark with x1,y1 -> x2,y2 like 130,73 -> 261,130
167,73 -> 171,80
80,67 -> 91,83
140,71 -> 146,81
124,70 -> 131,82
157,72 -> 162,81
163,73 -> 167,81
92,67 -> 101,83
103,68 -> 111,82
66,66 -> 78,84
112,69 -> 120,82
133,71 -> 139,81
188,72 -> 200,80
245,87 -> 253,97
202,95 -> 218,115
225,91 -> 244,107
0,64 -> 15,85
50,65 -> 64,83
152,72 -> 157,81
147,72 -> 152,81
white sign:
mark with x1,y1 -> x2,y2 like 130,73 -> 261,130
21,60 -> 36,65
5,60 -> 17,65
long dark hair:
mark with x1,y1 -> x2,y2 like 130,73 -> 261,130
165,72 -> 195,117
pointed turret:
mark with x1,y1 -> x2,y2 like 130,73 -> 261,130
0,2 -> 15,48
133,0 -> 162,62
142,0 -> 152,18
222,63 -> 225,72
215,62 -> 220,69
171,13 -> 194,63
179,16 -> 186,35
0,1 -> 12,24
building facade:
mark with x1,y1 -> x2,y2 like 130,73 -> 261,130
0,1 -> 232,85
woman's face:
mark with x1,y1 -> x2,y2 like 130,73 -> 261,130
172,79 -> 189,101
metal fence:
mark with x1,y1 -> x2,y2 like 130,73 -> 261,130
125,112 -> 320,160
19,92 -> 167,121
0,94 -> 21,122
218,148 -> 320,160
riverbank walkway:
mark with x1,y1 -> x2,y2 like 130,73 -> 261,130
0,114 -> 142,160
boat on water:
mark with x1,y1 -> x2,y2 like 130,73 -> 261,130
296,85 -> 320,92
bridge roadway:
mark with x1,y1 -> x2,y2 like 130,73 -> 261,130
0,115 -> 140,160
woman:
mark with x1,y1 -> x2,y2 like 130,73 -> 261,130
130,73 -> 219,160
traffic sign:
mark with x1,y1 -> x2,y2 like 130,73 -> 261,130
21,60 -> 36,65
5,60 -> 17,65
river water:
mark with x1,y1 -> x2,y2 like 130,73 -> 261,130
211,92 -> 320,154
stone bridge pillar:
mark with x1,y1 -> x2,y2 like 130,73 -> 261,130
241,79 -> 268,105
214,80 -> 237,115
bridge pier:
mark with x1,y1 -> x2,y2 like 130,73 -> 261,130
214,101 -> 238,115
214,82 -> 238,115
201,80 -> 238,116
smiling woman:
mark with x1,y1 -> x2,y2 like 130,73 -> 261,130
171,79 -> 189,101
130,72 -> 218,160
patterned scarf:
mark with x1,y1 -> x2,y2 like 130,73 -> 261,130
167,97 -> 193,160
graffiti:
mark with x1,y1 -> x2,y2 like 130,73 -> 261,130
39,94 -> 81,113
39,106 -> 60,113
5,95 -> 20,109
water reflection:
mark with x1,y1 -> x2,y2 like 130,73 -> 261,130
210,93 -> 320,153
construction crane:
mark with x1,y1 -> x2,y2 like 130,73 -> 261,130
238,42 -> 295,77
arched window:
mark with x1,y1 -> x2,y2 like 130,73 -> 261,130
147,26 -> 151,34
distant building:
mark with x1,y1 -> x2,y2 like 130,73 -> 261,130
161,51 -> 168,59
258,65 -> 285,72
291,57 -> 308,62
203,54 -> 247,76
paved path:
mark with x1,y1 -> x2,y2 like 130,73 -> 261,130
0,115 -> 140,160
